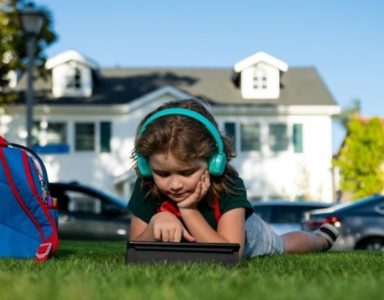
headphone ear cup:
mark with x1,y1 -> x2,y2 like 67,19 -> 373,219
208,153 -> 227,176
137,155 -> 152,177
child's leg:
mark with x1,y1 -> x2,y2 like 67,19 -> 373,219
282,224 -> 339,253
244,213 -> 285,257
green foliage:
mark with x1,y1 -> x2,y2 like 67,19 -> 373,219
0,0 -> 57,106
333,116 -> 384,199
0,241 -> 383,300
333,99 -> 361,129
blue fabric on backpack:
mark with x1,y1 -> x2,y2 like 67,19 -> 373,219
0,136 -> 59,260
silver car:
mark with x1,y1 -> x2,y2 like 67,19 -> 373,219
303,194 -> 384,250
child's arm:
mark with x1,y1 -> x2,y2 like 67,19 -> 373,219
179,207 -> 246,256
177,170 -> 246,255
129,212 -> 195,242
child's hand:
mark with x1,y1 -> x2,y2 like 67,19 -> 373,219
177,170 -> 210,209
150,211 -> 195,242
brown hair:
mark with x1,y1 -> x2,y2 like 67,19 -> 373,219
132,98 -> 241,204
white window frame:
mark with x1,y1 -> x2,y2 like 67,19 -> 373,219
253,66 -> 268,90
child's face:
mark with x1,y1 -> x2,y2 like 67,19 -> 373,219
149,151 -> 208,203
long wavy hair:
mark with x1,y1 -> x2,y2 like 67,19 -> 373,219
132,98 -> 241,205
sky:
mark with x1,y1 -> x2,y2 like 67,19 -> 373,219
37,0 -> 384,151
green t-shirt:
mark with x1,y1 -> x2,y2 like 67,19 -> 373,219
128,175 -> 254,230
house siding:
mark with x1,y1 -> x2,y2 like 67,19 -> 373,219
2,100 -> 336,202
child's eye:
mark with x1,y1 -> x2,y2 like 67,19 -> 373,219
180,170 -> 196,177
153,171 -> 170,177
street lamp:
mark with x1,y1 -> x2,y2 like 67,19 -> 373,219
19,4 -> 44,148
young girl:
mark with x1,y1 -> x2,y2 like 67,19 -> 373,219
128,99 -> 339,258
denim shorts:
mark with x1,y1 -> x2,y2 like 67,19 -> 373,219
243,213 -> 284,258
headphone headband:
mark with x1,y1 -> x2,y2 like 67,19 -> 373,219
138,108 -> 224,153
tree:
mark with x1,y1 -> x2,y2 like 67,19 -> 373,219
0,0 -> 57,106
333,116 -> 384,200
333,98 -> 361,128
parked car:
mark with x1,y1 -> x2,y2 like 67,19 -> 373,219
252,200 -> 333,235
303,194 -> 384,250
49,181 -> 130,240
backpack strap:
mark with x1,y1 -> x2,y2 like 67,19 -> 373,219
10,143 -> 49,183
21,151 -> 59,255
0,138 -> 48,183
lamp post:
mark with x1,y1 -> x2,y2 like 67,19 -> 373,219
19,4 -> 44,148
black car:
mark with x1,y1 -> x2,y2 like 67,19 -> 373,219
252,200 -> 333,235
303,194 -> 384,250
49,181 -> 130,240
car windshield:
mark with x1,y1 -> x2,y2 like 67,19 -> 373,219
85,186 -> 127,207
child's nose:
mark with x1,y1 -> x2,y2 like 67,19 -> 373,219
170,177 -> 183,191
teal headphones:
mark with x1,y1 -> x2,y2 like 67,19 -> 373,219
136,107 -> 227,177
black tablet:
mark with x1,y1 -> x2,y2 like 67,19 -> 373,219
126,241 -> 240,265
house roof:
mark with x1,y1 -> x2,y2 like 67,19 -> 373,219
15,66 -> 337,107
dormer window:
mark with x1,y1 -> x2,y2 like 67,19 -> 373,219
66,67 -> 82,89
233,51 -> 288,100
253,65 -> 267,90
46,50 -> 99,98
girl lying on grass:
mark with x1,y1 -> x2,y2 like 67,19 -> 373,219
128,98 -> 339,258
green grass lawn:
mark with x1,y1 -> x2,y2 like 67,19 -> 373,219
0,240 -> 383,300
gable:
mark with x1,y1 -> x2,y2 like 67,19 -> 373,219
45,50 -> 98,69
234,51 -> 288,72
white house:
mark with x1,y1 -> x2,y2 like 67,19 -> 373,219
1,50 -> 340,202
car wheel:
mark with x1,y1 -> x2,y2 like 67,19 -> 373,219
357,238 -> 384,251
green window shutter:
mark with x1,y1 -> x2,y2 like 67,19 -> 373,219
224,122 -> 236,150
293,124 -> 303,153
100,121 -> 111,153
